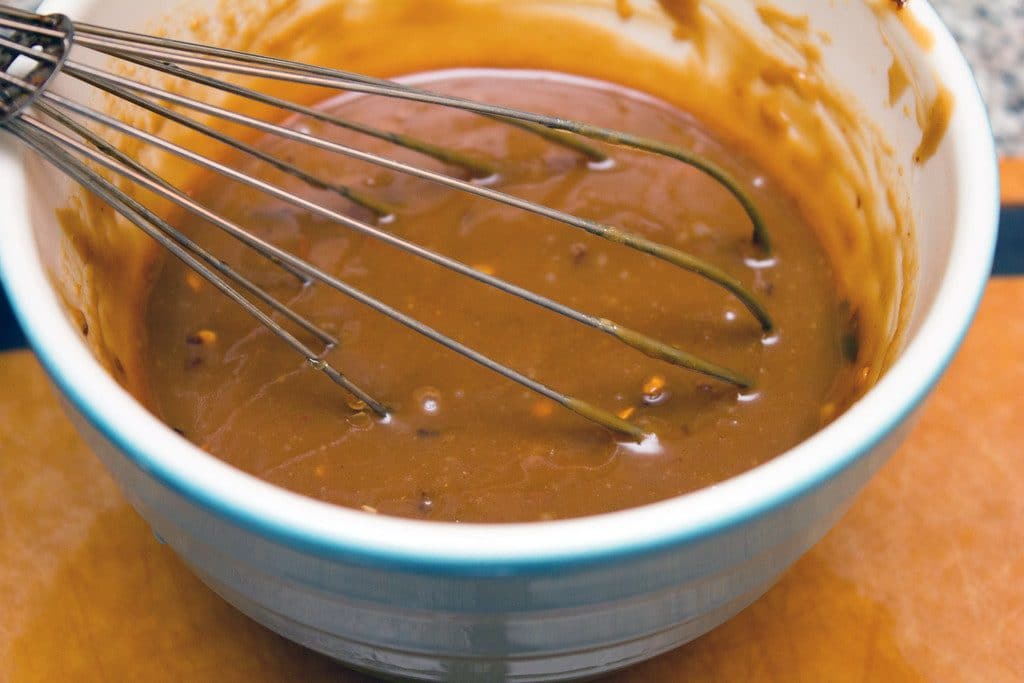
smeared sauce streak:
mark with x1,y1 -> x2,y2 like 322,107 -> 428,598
756,5 -> 822,64
656,0 -> 706,47
914,85 -> 954,163
872,0 -> 953,163
756,5 -> 809,30
887,59 -> 911,106
893,2 -> 935,52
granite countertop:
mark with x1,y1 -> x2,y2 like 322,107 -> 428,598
932,0 -> 1024,155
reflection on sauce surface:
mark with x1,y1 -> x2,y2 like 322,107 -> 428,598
144,72 -> 861,522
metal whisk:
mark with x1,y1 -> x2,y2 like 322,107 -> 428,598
0,5 -> 774,441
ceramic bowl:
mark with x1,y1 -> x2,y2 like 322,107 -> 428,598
0,0 -> 998,679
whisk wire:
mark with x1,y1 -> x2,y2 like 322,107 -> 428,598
18,112 -> 649,440
40,81 -> 754,387
59,58 -> 773,332
71,25 -> 772,252
33,99 -> 340,347
0,6 -> 778,439
9,116 -> 386,414
64,63 -> 393,217
72,22 -> 613,163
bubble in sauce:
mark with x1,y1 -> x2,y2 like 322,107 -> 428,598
347,410 -> 373,430
345,395 -> 368,412
415,386 -> 443,415
642,375 -> 670,405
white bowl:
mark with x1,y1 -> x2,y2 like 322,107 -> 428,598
0,0 -> 998,680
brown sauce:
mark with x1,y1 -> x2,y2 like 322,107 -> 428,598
913,85 -> 954,164
143,70 -> 861,522
888,59 -> 911,106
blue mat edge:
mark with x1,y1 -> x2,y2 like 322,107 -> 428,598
2,205 -> 1023,352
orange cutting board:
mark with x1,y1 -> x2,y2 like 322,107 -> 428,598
0,161 -> 1021,682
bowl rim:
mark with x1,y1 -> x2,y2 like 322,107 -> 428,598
0,0 -> 999,575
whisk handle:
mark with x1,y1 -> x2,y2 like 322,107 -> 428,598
0,6 -> 73,122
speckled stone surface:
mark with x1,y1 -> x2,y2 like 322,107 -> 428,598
931,0 -> 1024,155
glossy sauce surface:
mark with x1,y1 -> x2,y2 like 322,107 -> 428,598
144,71 -> 859,522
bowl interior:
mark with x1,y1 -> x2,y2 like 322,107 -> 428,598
0,0 -> 999,567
